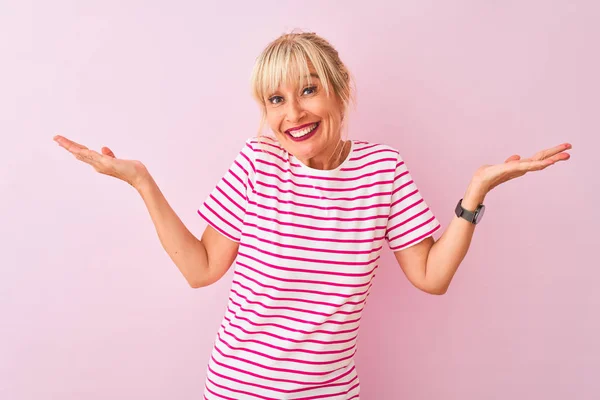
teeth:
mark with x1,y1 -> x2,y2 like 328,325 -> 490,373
289,123 -> 318,138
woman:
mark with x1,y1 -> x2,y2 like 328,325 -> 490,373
54,32 -> 571,399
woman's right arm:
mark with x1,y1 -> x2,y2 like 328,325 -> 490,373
136,175 -> 239,288
53,135 -> 238,288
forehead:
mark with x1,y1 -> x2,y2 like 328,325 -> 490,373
260,54 -> 319,88
274,60 -> 319,88
256,51 -> 331,99
280,72 -> 321,89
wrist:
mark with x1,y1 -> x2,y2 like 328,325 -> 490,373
134,169 -> 154,193
462,180 -> 488,211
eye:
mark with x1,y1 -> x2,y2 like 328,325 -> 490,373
267,86 -> 317,105
268,95 -> 283,105
302,86 -> 317,95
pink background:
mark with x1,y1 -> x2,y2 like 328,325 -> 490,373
2,1 -> 598,399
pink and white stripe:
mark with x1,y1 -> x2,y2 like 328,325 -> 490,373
198,136 -> 441,399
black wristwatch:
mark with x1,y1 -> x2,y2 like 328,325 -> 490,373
455,198 -> 485,225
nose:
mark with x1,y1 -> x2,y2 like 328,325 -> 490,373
284,97 -> 306,124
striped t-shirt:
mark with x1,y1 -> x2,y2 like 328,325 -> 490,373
197,136 -> 441,399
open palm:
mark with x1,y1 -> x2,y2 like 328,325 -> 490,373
474,142 -> 572,192
53,135 -> 149,188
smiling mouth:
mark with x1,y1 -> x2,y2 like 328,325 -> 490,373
286,122 -> 320,139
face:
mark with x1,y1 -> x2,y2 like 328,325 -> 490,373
264,66 -> 344,168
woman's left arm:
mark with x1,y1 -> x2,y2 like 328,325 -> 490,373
413,142 -> 572,295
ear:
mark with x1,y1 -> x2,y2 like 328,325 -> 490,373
335,96 -> 345,122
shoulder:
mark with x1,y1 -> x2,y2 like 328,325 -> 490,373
244,135 -> 289,165
352,139 -> 399,153
351,139 -> 401,163
246,134 -> 283,151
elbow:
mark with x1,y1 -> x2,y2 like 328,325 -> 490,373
419,273 -> 449,295
188,276 -> 212,289
186,274 -> 209,289
428,288 -> 447,295
420,283 -> 448,295
188,280 -> 203,289
427,285 -> 448,295
183,262 -> 212,289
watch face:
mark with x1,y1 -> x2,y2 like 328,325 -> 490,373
475,205 -> 486,223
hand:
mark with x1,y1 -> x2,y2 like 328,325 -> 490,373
53,135 -> 150,189
472,142 -> 572,193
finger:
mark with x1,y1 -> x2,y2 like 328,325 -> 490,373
101,147 -> 116,158
531,142 -> 572,161
518,153 -> 569,172
545,152 -> 571,164
73,148 -> 106,167
54,135 -> 80,148
54,135 -> 89,153
505,154 -> 521,163
531,152 -> 571,167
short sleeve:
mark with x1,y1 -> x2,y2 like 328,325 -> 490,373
197,139 -> 256,243
385,153 -> 441,251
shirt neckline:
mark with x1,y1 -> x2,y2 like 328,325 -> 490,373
290,140 -> 354,176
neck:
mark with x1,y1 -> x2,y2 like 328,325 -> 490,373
301,140 -> 350,170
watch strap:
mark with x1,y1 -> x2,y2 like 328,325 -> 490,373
455,199 -> 478,224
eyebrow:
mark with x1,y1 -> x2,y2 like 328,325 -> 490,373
293,73 -> 321,82
265,74 -> 321,99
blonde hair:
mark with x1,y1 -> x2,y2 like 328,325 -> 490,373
250,31 -> 356,161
